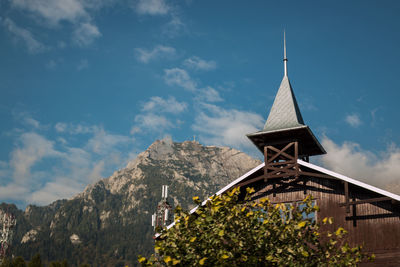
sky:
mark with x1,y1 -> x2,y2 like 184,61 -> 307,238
1,0 -> 400,208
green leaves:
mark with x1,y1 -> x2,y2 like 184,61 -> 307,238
297,221 -> 307,228
139,188 -> 371,266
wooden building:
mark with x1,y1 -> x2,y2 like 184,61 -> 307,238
163,36 -> 400,265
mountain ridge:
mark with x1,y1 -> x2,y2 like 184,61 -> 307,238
4,139 -> 261,266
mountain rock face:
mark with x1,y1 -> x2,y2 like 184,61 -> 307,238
7,140 -> 261,266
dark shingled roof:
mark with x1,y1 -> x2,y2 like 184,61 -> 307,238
247,74 -> 325,157
263,76 -> 304,132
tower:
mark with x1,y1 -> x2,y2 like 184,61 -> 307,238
152,185 -> 172,232
246,33 -> 325,181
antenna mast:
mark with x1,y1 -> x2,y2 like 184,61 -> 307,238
152,185 -> 172,233
283,31 -> 288,77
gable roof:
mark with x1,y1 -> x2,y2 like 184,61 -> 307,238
263,76 -> 305,132
297,160 -> 400,201
157,160 -> 400,236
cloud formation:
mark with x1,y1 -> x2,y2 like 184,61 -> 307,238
0,119 -> 136,206
77,59 -> 89,70
142,96 -> 187,114
2,18 -> 46,53
164,68 -> 197,91
72,22 -> 101,46
133,96 -> 187,134
192,103 -> 264,151
197,87 -> 223,103
11,0 -> 88,26
9,0 -> 107,48
136,0 -> 170,15
319,136 -> 400,194
135,45 -> 176,63
162,15 -> 185,37
10,132 -> 62,183
134,113 -> 174,132
183,56 -> 217,71
54,122 -> 99,134
345,113 -> 362,127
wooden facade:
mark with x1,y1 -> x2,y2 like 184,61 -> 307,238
231,152 -> 400,266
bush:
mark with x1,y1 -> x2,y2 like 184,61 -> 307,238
139,187 -> 373,266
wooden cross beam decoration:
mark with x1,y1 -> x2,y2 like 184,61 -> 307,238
264,141 -> 299,181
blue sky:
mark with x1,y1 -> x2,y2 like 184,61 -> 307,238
1,0 -> 400,208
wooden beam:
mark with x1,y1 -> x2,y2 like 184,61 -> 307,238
237,175 -> 265,188
265,172 -> 297,179
339,197 -> 392,207
298,171 -> 334,179
266,164 -> 297,176
344,182 -> 350,213
264,146 -> 268,182
267,143 -> 295,162
294,141 -> 299,179
266,160 -> 296,167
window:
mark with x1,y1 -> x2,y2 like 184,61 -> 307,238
277,200 -> 317,223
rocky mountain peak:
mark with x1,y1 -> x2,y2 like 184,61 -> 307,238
11,139 -> 261,266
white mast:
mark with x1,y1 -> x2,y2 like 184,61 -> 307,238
283,30 -> 288,77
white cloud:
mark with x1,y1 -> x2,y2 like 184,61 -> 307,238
164,68 -> 197,91
28,178 -> 84,205
134,113 -> 174,132
197,87 -> 223,103
88,160 -> 105,182
46,59 -> 57,69
142,96 -> 187,114
136,0 -> 170,15
2,17 -> 46,53
77,59 -> 89,70
319,136 -> 400,194
72,22 -> 101,46
0,117 -> 137,206
183,56 -> 217,71
134,45 -> 176,63
10,132 -> 62,183
24,117 -> 41,129
11,0 -> 88,26
12,111 -> 44,129
0,184 -> 29,201
133,96 -> 187,134
10,0 -> 106,49
345,113 -> 362,127
162,15 -> 185,37
192,103 -> 264,150
55,122 -> 67,132
86,128 -> 133,154
130,126 -> 140,135
54,122 -> 99,134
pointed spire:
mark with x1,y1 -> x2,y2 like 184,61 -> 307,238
283,30 -> 288,77
246,33 -> 326,157
263,76 -> 304,131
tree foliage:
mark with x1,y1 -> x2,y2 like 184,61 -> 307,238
139,187 -> 373,266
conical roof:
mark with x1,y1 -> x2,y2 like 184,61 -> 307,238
263,76 -> 304,132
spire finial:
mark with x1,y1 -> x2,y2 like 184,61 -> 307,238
283,30 -> 288,77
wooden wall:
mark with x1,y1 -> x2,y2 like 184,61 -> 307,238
247,174 -> 400,266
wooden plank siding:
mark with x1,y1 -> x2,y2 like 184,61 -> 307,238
245,175 -> 400,266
